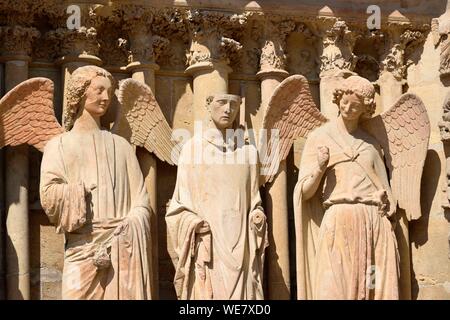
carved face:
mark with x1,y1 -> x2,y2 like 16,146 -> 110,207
83,76 -> 113,118
339,92 -> 365,121
209,94 -> 240,130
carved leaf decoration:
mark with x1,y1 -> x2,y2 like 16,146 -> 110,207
261,75 -> 328,184
362,93 -> 430,221
116,78 -> 180,165
0,77 -> 63,152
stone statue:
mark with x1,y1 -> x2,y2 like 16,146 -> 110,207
432,10 -> 450,78
166,93 -> 268,300
0,66 -> 179,299
438,92 -> 450,258
264,75 -> 429,299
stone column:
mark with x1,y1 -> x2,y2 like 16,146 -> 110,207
122,8 -> 170,298
0,25 -> 39,300
257,19 -> 295,300
316,19 -> 357,119
378,25 -> 425,300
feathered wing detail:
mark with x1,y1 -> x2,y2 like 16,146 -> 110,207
0,78 -> 63,152
362,93 -> 430,221
260,75 -> 328,184
116,78 -> 180,165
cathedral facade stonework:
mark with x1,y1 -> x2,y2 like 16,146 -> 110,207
0,0 -> 449,300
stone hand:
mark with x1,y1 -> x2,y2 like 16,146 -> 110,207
250,209 -> 266,229
114,219 -> 129,236
196,221 -> 210,234
317,146 -> 330,171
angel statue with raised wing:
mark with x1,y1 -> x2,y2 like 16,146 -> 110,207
0,65 -> 179,299
166,93 -> 268,300
258,74 -> 429,300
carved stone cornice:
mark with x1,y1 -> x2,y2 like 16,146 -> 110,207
314,18 -> 358,77
185,9 -> 246,72
0,25 -> 40,60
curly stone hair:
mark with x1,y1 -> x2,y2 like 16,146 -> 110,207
332,75 -> 376,120
63,65 -> 116,130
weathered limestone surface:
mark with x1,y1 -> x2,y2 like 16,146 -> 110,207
0,0 -> 449,300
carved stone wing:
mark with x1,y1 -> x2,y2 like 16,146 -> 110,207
362,93 -> 430,221
261,75 -> 328,184
0,77 -> 63,152
116,78 -> 180,165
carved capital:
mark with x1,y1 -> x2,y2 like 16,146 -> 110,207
48,26 -> 100,60
0,25 -> 40,58
185,10 -> 246,68
315,18 -> 357,77
125,31 -> 169,65
259,19 -> 296,72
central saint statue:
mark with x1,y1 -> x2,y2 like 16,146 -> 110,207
166,94 -> 268,300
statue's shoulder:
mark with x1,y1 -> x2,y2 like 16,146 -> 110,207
43,132 -> 67,153
110,131 -> 132,146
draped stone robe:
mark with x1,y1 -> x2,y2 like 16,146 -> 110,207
166,132 -> 268,300
294,122 -> 400,300
40,129 -> 152,300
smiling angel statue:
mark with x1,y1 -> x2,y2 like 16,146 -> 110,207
0,65 -> 180,299
259,74 -> 430,300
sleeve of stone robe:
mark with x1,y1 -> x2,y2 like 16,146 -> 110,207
114,140 -> 153,300
293,131 -> 326,300
39,136 -> 88,234
248,151 -> 268,299
165,144 -> 205,300
373,144 -> 396,219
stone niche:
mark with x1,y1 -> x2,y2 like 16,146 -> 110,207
0,0 -> 449,300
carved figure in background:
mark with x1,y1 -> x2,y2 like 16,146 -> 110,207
166,94 -> 268,300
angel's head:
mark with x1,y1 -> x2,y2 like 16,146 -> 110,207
64,65 -> 116,130
333,76 -> 376,122
206,94 -> 241,130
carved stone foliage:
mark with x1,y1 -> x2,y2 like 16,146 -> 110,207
259,19 -> 296,72
185,9 -> 246,67
439,93 -> 450,142
97,24 -> 128,67
0,25 -> 40,57
32,32 -> 60,62
46,27 -> 100,58
233,19 -> 261,74
0,1 -> 39,26
315,18 -> 358,76
439,93 -> 450,210
380,25 -> 426,81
